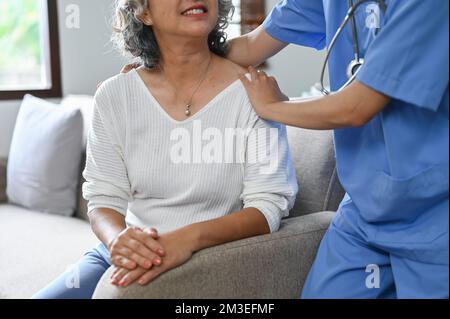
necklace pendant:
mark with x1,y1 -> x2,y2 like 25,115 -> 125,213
185,104 -> 192,116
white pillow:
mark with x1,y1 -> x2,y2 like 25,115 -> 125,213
6,95 -> 83,216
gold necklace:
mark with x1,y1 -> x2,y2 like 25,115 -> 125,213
164,55 -> 213,117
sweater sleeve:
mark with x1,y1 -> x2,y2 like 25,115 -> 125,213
82,87 -> 132,216
240,109 -> 299,233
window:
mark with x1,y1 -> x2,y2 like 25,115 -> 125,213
227,0 -> 265,39
0,0 -> 61,100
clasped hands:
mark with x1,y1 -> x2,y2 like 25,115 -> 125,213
108,226 -> 195,287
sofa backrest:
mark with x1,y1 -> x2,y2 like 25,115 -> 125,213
74,127 -> 345,222
0,158 -> 7,204
75,153 -> 90,222
286,127 -> 344,217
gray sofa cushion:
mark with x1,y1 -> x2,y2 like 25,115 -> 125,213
0,158 -> 6,203
0,204 -> 99,299
93,211 -> 334,299
287,127 -> 345,217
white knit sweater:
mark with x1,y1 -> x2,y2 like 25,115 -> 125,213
82,69 -> 298,234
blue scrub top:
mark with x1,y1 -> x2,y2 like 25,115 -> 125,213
264,0 -> 449,256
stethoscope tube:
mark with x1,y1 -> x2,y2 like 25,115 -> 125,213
318,0 -> 387,95
349,0 -> 361,62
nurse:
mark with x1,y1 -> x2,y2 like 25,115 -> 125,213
228,0 -> 449,298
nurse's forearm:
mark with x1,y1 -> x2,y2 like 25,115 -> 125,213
227,25 -> 287,67
262,81 -> 390,129
262,95 -> 353,129
181,208 -> 270,253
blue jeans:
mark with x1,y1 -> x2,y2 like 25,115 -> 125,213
32,244 -> 111,299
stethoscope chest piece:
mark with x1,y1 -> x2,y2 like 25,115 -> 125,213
317,0 -> 387,95
346,58 -> 365,79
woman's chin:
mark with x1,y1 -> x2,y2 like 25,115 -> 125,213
179,28 -> 213,40
178,20 -> 215,34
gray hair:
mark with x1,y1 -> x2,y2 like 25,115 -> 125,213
112,0 -> 234,69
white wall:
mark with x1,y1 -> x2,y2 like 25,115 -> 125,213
0,0 -> 325,158
264,0 -> 326,97
58,0 -> 127,96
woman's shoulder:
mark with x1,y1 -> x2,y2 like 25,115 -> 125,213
93,70 -> 140,114
96,71 -> 135,99
212,57 -> 257,126
92,71 -> 138,123
213,56 -> 250,101
215,55 -> 248,79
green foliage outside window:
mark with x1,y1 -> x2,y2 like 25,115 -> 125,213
0,0 -> 42,88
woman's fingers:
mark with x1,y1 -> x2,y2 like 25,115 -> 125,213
129,228 -> 166,257
113,245 -> 154,269
111,267 -> 121,278
110,254 -> 136,270
123,239 -> 163,268
111,268 -> 129,285
143,227 -> 159,239
109,227 -> 165,271
118,267 -> 148,287
137,267 -> 163,286
110,266 -> 153,287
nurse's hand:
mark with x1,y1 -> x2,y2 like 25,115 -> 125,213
108,227 -> 166,271
120,63 -> 141,73
110,229 -> 195,287
239,66 -> 289,118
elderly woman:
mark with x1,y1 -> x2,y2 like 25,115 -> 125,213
33,0 -> 297,299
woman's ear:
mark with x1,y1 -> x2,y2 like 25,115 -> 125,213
138,9 -> 153,26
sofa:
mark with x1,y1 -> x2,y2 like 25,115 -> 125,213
0,97 -> 344,299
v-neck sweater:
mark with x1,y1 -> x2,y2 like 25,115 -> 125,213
82,70 -> 298,234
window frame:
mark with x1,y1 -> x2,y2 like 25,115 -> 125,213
239,0 -> 266,35
228,0 -> 266,38
0,0 -> 62,101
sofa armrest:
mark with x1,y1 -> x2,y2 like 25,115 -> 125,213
0,158 -> 7,203
93,211 -> 334,299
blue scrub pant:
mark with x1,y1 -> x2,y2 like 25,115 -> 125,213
301,205 -> 449,299
32,244 -> 111,299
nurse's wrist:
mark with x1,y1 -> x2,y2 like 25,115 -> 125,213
259,101 -> 281,121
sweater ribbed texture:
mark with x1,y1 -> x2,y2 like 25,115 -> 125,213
82,70 -> 298,234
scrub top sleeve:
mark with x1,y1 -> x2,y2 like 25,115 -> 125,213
357,0 -> 449,111
263,0 -> 326,50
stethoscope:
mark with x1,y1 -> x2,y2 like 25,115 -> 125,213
318,0 -> 387,95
